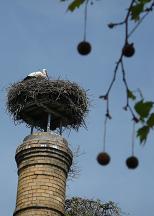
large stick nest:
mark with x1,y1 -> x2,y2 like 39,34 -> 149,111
6,78 -> 89,131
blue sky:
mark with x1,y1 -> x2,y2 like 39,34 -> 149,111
0,0 -> 154,215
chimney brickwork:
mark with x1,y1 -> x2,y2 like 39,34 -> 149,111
13,132 -> 73,216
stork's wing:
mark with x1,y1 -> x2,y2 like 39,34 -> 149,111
28,71 -> 42,77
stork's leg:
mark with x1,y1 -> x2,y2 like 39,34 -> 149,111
59,121 -> 62,135
31,126 -> 34,135
47,113 -> 51,132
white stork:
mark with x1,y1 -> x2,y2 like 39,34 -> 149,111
24,69 -> 48,80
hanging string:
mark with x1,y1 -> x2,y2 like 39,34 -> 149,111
83,0 -> 89,41
131,121 -> 135,156
103,116 -> 108,152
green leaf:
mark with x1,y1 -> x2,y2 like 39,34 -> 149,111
67,0 -> 85,11
127,89 -> 136,100
130,3 -> 144,21
139,0 -> 151,3
130,0 -> 152,20
147,113 -> 154,128
137,125 -> 150,144
134,100 -> 154,119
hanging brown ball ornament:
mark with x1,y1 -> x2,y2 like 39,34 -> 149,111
122,43 -> 135,57
77,41 -> 92,55
126,156 -> 139,169
97,152 -> 111,166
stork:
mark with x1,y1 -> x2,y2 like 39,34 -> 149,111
24,69 -> 48,80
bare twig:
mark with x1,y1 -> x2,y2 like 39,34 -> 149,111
100,0 -> 153,122
120,60 -> 136,118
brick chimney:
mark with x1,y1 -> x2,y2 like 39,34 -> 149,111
13,132 -> 73,216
